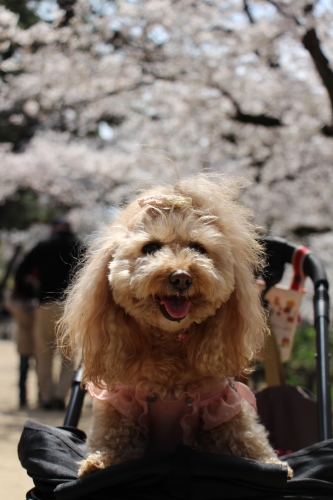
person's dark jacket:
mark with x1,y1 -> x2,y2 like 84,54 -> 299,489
16,231 -> 83,303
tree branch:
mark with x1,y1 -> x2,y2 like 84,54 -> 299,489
243,0 -> 255,24
302,28 -> 333,130
267,0 -> 333,131
266,0 -> 301,26
234,110 -> 282,126
210,85 -> 282,127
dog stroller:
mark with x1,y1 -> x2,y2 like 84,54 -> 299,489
18,237 -> 333,500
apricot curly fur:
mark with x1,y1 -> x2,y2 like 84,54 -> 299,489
57,174 -> 292,478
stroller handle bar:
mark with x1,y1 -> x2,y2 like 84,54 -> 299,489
262,236 -> 328,288
261,237 -> 332,441
64,366 -> 85,428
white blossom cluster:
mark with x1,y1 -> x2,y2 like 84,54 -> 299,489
0,0 -> 333,319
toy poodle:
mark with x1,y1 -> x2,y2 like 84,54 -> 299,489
59,174 -> 292,478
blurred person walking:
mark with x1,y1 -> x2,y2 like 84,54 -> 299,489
5,274 -> 37,409
16,219 -> 83,410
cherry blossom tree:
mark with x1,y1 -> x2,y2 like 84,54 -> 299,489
0,0 -> 332,303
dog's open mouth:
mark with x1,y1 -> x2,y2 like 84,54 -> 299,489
157,296 -> 191,321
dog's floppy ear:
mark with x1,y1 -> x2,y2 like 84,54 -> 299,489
211,189 -> 268,376
219,252 -> 267,375
58,231 -> 120,387
188,246 -> 267,378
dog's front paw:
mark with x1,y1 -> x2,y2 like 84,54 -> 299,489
78,451 -> 113,477
284,463 -> 294,480
266,457 -> 293,479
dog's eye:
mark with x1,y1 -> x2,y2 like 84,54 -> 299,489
142,242 -> 163,255
189,243 -> 206,255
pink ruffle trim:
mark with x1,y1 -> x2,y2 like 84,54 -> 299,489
87,379 -> 256,449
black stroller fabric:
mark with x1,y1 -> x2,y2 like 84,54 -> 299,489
256,385 -> 319,454
18,420 -> 333,500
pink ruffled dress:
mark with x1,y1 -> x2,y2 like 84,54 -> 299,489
87,379 -> 256,454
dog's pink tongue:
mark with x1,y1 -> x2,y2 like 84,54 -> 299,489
161,297 -> 191,318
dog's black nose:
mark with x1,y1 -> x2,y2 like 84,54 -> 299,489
169,270 -> 192,290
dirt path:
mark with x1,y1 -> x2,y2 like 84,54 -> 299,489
0,339 -> 91,500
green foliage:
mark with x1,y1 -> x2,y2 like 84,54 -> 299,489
252,324 -> 333,398
0,188 -> 69,230
284,324 -> 333,397
0,0 -> 40,29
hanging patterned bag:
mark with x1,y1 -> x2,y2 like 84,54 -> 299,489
263,246 -> 310,363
